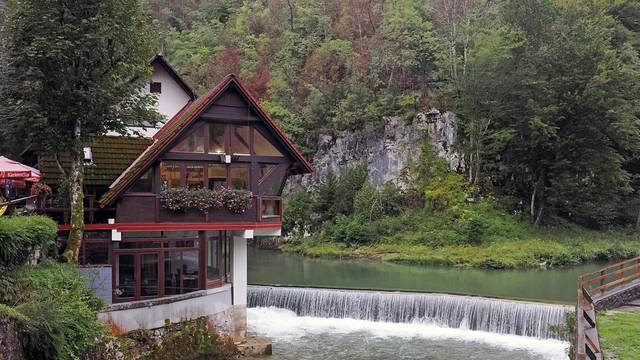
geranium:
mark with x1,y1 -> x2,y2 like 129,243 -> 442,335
160,187 -> 252,214
218,186 -> 253,214
160,188 -> 191,211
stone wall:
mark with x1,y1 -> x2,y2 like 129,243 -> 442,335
594,281 -> 640,310
286,109 -> 461,192
82,316 -> 238,360
0,314 -> 26,360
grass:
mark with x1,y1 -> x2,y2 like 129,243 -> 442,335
598,309 -> 640,360
281,204 -> 640,269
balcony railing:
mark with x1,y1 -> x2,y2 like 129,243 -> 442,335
39,194 -> 116,224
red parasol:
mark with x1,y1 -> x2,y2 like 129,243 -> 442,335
0,156 -> 41,181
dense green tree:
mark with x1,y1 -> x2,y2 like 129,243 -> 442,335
1,0 -> 158,262
447,0 -> 640,227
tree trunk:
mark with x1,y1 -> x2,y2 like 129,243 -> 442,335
63,119 -> 84,263
286,0 -> 294,31
530,184 -> 537,222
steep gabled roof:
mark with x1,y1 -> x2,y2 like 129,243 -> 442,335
99,74 -> 313,207
150,54 -> 197,101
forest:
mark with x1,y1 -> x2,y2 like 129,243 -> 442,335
147,0 -> 640,231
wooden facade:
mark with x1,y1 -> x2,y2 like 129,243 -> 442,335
46,75 -> 312,303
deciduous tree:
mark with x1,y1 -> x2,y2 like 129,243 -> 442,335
1,0 -> 159,262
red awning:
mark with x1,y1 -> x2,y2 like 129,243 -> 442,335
0,156 -> 41,181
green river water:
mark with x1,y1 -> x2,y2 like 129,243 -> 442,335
247,247 -> 606,303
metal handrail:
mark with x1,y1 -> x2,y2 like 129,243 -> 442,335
0,195 -> 38,206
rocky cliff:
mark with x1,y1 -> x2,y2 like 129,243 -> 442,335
287,109 -> 461,191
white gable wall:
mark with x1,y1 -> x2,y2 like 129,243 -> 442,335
151,62 -> 191,121
106,61 -> 192,138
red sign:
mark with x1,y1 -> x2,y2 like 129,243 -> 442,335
4,172 -> 31,179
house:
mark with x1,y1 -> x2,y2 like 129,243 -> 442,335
37,58 -> 313,337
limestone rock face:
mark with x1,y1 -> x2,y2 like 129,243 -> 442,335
287,109 -> 461,192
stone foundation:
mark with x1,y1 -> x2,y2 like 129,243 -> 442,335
98,285 -> 244,336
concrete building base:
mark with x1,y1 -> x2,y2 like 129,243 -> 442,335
98,285 -> 241,335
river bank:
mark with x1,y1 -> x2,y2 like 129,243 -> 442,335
280,229 -> 640,270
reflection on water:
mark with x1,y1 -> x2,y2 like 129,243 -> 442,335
247,307 -> 569,360
248,247 -> 607,303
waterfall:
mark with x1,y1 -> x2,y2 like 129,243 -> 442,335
247,286 -> 571,340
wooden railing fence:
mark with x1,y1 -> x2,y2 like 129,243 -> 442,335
575,255 -> 640,360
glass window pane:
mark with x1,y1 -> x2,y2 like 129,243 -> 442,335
259,164 -> 276,180
230,164 -> 250,190
224,235 -> 231,276
160,162 -> 181,190
140,254 -> 159,297
186,165 -> 204,189
115,254 -> 135,299
230,126 -> 250,154
209,123 -> 226,154
164,251 -> 199,295
171,127 -> 204,153
260,165 -> 287,196
84,231 -> 111,240
165,240 -> 198,248
254,130 -> 283,156
207,235 -> 220,281
208,164 -> 227,189
124,231 -> 163,239
262,199 -> 281,218
128,169 -> 153,193
82,242 -> 109,265
162,231 -> 199,238
115,241 -> 161,249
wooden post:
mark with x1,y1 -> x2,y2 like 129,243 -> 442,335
599,270 -> 605,293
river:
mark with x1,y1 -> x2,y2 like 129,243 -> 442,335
248,247 -> 604,303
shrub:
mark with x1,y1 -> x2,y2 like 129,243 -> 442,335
6,261 -> 106,360
330,215 -> 373,246
460,216 -> 487,245
333,163 -> 368,216
0,215 -> 57,267
283,191 -> 315,235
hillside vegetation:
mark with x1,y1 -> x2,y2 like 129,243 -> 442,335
281,145 -> 640,269
152,0 -> 640,231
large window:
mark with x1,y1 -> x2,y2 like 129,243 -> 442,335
259,164 -> 287,196
186,164 -> 204,189
231,126 -> 250,155
208,164 -> 227,189
171,126 -> 205,153
160,162 -> 181,189
230,164 -> 250,190
164,251 -> 199,295
209,123 -> 226,154
128,169 -> 153,193
254,130 -> 283,156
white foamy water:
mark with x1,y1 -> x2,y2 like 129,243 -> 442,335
248,307 -> 569,360
248,285 -> 571,339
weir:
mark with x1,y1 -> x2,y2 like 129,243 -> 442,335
247,285 -> 571,339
